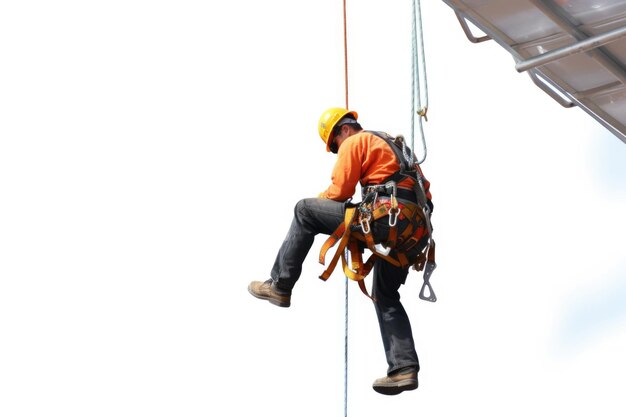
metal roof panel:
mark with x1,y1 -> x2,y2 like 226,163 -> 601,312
441,0 -> 626,143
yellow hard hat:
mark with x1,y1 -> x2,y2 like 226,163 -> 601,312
318,107 -> 358,152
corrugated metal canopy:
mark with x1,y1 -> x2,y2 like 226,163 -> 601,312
441,0 -> 626,143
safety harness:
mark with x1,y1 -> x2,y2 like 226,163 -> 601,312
318,131 -> 437,302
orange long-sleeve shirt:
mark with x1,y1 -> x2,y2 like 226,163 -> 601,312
319,131 -> 430,202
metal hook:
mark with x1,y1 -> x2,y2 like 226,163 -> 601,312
418,261 -> 437,302
360,216 -> 371,234
388,208 -> 398,227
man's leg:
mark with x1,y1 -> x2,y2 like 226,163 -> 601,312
249,198 -> 345,306
371,259 -> 419,394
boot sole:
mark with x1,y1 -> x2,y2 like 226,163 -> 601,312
372,379 -> 418,395
247,286 -> 291,308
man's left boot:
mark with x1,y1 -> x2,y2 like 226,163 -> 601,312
248,279 -> 291,308
372,367 -> 418,395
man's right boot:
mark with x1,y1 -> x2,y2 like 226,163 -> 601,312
372,367 -> 418,395
248,279 -> 291,308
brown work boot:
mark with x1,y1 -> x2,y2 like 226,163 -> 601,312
372,367 -> 418,395
248,279 -> 291,308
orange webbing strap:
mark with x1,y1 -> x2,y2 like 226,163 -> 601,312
319,198 -> 435,302
387,194 -> 399,248
341,247 -> 378,301
370,204 -> 389,220
348,241 -> 361,272
359,279 -> 375,301
319,207 -> 357,281
357,201 -> 424,269
319,207 -> 380,301
319,223 -> 346,265
354,206 -> 407,269
341,243 -> 364,281
387,218 -> 398,248
361,229 -> 377,255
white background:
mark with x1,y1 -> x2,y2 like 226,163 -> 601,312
1,1 -> 625,416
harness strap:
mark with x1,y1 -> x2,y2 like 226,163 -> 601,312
366,131 -> 432,213
341,243 -> 377,301
319,223 -> 346,265
318,131 -> 437,302
319,207 -> 358,281
319,197 -> 431,302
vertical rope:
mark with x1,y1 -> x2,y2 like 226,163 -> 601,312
342,2 -> 349,416
410,0 -> 429,165
343,0 -> 349,109
344,258 -> 349,417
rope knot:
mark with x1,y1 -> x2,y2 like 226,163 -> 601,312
417,106 -> 428,122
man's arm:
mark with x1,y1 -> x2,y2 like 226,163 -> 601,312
318,137 -> 361,201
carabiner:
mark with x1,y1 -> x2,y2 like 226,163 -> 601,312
388,208 -> 399,227
384,181 -> 397,197
360,216 -> 371,234
388,192 -> 399,227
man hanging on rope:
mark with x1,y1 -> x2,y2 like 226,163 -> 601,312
248,107 -> 434,395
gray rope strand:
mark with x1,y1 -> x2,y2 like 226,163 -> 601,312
411,0 -> 429,165
416,0 -> 429,110
344,274 -> 349,417
410,0 -> 417,167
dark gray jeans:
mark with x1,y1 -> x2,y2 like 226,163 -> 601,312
270,197 -> 419,375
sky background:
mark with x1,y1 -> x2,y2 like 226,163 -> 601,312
1,1 -> 625,416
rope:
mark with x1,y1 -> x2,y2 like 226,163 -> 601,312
410,0 -> 429,165
342,3 -> 349,416
343,0 -> 349,110
339,5 -> 429,415
344,255 -> 349,417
